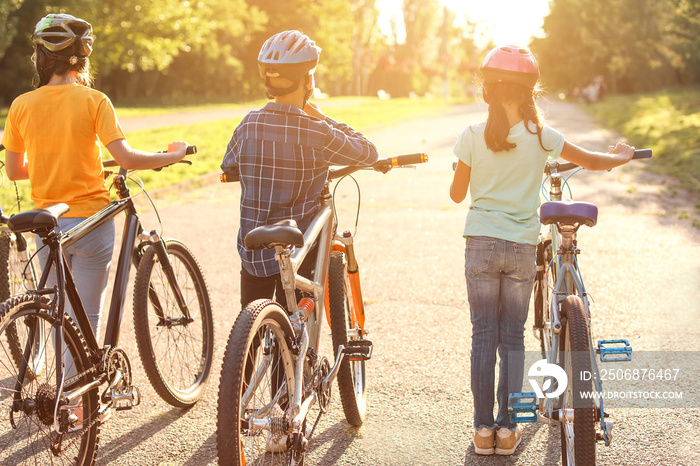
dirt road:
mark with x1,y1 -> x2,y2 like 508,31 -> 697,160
86,99 -> 700,465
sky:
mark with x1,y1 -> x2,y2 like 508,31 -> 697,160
376,0 -> 552,46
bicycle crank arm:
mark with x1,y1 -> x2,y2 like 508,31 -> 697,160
322,345 -> 346,391
65,377 -> 104,405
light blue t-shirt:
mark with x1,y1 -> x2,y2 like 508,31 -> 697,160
453,120 -> 565,245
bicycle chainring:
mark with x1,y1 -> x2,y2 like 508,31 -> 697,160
316,357 -> 331,413
105,347 -> 132,390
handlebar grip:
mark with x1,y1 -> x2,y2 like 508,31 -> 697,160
390,153 -> 428,167
186,145 -> 197,155
633,148 -> 652,159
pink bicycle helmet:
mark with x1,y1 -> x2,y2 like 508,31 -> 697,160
32,13 -> 93,58
480,45 -> 539,87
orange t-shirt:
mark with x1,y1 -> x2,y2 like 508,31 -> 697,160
2,84 -> 125,217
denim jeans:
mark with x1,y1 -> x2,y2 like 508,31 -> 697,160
36,217 -> 115,377
464,236 -> 536,430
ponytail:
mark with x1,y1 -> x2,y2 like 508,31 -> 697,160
32,45 -> 93,88
483,81 -> 548,153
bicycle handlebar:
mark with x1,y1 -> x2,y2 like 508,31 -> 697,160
547,148 -> 652,174
103,144 -> 197,171
220,153 -> 429,183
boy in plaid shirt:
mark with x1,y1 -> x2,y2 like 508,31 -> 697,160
222,30 -> 378,308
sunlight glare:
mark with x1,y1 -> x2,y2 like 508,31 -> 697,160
377,0 -> 551,47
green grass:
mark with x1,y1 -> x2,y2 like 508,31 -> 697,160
1,97 -> 457,212
588,88 -> 700,196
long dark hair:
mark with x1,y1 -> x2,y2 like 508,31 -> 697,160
483,81 -> 548,153
32,44 -> 92,88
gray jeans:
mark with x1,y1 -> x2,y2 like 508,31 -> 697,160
464,236 -> 536,430
36,217 -> 115,376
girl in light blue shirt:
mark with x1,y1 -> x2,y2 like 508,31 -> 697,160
450,45 -> 634,456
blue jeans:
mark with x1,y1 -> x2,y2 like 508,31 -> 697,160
464,236 -> 536,430
36,217 -> 115,377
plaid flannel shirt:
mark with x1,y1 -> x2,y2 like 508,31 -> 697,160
222,102 -> 379,277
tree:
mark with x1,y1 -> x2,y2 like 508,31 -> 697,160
0,0 -> 25,60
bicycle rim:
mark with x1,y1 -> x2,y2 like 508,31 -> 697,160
217,300 -> 297,466
133,239 -> 214,407
559,296 -> 596,465
328,251 -> 367,426
0,293 -> 99,465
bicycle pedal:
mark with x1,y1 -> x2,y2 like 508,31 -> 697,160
597,419 -> 614,445
597,339 -> 632,362
342,339 -> 373,361
507,392 -> 538,423
111,385 -> 142,411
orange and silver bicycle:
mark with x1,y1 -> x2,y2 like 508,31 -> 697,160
216,153 -> 428,465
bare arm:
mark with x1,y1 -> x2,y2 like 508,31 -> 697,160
5,149 -> 29,181
559,141 -> 634,171
450,160 -> 471,203
105,139 -> 189,170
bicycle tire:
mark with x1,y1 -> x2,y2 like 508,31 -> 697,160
534,239 -> 555,358
1,232 -> 45,380
217,299 -> 297,466
559,295 -> 596,465
0,293 -> 100,465
328,250 -> 367,427
132,239 -> 214,407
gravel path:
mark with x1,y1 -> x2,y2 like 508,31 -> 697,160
77,100 -> 700,465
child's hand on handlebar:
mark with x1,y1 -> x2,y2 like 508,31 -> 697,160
168,141 -> 189,160
608,142 -> 635,165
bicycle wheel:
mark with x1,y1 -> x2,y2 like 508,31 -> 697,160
217,299 -> 297,466
1,232 -> 41,376
534,239 -> 555,358
328,250 -> 367,427
0,293 -> 100,465
559,295 -> 596,466
133,239 -> 214,407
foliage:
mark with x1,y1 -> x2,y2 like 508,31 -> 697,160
0,96 -> 456,210
531,0 -> 700,94
0,0 -> 25,58
0,0 -> 483,105
588,88 -> 700,196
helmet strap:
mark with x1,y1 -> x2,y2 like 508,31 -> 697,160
264,76 -> 301,98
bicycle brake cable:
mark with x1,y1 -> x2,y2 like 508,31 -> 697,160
332,174 -> 361,237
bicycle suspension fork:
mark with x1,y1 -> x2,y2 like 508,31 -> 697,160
144,230 -> 193,323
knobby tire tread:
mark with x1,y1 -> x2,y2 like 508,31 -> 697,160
132,239 -> 214,408
216,299 -> 294,466
0,292 -> 100,465
560,295 -> 596,466
328,251 -> 366,427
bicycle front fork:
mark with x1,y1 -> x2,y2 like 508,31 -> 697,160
141,231 -> 192,323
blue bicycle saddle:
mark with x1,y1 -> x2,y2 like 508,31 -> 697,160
539,199 -> 598,227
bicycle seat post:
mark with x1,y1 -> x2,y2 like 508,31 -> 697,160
275,246 -> 302,319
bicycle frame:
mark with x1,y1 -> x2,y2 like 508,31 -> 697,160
263,181 -> 366,431
16,168 -> 191,416
539,161 -> 607,438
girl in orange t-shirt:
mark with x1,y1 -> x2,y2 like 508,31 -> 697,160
2,13 -> 190,344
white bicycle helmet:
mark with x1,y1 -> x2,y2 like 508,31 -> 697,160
32,14 -> 93,58
257,30 -> 321,96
